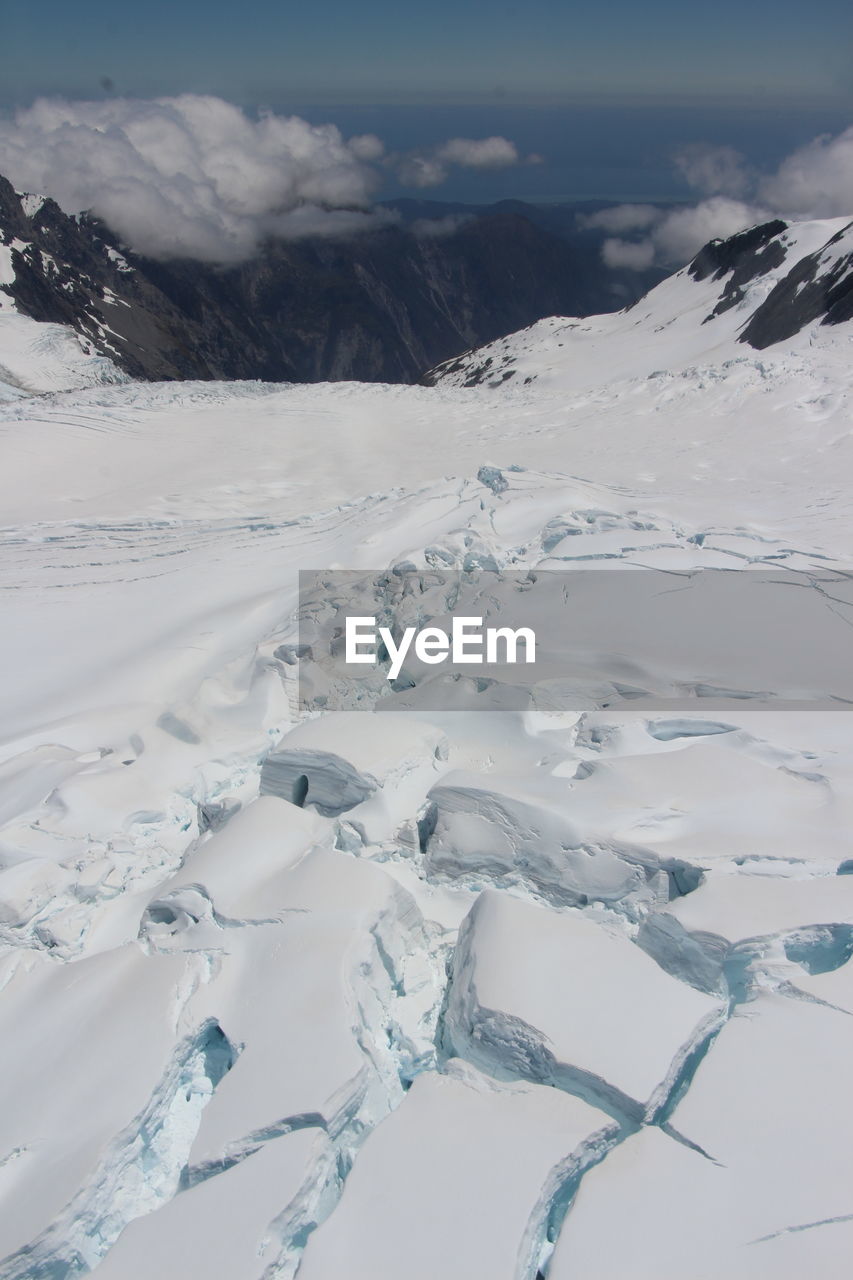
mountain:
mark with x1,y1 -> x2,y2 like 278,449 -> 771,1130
0,176 -> 661,388
1,215 -> 852,1280
382,194 -> 673,245
423,215 -> 853,386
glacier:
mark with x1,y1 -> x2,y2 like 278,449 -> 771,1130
0,212 -> 852,1277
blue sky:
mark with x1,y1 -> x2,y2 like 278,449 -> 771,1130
0,0 -> 851,206
1,0 -> 850,105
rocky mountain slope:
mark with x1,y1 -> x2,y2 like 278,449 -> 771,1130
0,176 -> 658,386
423,215 -> 853,387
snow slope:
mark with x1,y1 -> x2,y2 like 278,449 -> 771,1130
425,216 -> 853,390
0,216 -> 852,1279
0,307 -> 127,398
0,225 -> 127,395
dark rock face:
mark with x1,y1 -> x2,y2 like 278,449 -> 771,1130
688,221 -> 789,284
0,175 -> 644,385
683,219 -> 791,325
691,221 -> 790,323
739,221 -> 853,349
685,216 -> 853,346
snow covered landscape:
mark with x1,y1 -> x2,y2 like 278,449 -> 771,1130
1,192 -> 853,1279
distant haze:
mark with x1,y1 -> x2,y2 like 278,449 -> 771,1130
1,0 -> 850,105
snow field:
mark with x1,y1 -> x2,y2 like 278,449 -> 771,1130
1,215 -> 853,1276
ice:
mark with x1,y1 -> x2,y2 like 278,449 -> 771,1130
634,872 -> 853,1000
177,845 -> 437,1170
672,994 -> 853,1231
0,309 -> 126,394
794,955 -> 853,1013
548,1126 -> 734,1280
145,795 -> 322,920
421,770 -> 668,911
297,1060 -> 617,1280
553,736 -> 853,872
88,1129 -> 325,1280
444,890 -> 725,1122
549,994 -> 853,1278
1,212 -> 853,1275
260,711 -> 446,819
0,945 -> 222,1271
664,872 -> 853,947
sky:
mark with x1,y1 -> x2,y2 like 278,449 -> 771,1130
1,0 -> 851,106
0,0 -> 851,259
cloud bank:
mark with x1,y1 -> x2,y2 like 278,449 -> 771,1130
394,136 -> 534,189
410,214 -> 475,238
0,96 -> 528,262
594,129 -> 853,270
582,204 -> 660,234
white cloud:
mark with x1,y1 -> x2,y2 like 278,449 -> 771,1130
0,96 -> 386,261
582,204 -> 660,233
268,205 -> 400,240
434,136 -> 519,168
650,197 -> 770,264
673,143 -> 751,198
758,125 -> 853,219
348,133 -> 386,162
411,214 -> 474,238
395,155 -> 451,189
394,135 -> 524,189
601,237 -> 656,270
597,197 -> 769,271
0,97 -> 525,261
594,124 -> 853,271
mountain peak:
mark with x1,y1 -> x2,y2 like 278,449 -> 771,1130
424,214 -> 853,390
739,219 -> 853,348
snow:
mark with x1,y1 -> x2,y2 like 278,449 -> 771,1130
0,310 -> 127,394
17,193 -> 45,219
0,213 -> 852,1276
260,712 -> 446,818
296,1060 -> 617,1280
664,872 -> 853,943
0,246 -> 15,288
549,994 -> 853,1278
147,794 -> 322,918
429,217 -> 852,394
0,945 -> 217,1270
0,212 -> 128,392
444,890 -> 725,1120
104,247 -> 133,272
674,993 -> 853,1231
423,770 -> 661,910
179,844 -> 431,1169
547,737 -> 853,872
794,955 -> 853,1013
88,1128 -> 326,1280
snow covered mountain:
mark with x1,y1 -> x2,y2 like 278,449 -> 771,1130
1,215 -> 852,1279
424,215 -> 853,387
0,175 -> 653,388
